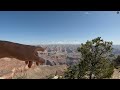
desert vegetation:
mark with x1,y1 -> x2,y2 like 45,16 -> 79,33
48,37 -> 118,79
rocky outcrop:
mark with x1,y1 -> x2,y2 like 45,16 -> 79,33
0,40 -> 45,68
52,61 -> 57,65
46,60 -> 53,66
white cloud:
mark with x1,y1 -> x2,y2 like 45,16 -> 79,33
36,40 -> 81,45
84,12 -> 91,15
50,41 -> 81,44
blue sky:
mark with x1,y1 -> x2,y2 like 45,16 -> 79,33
0,11 -> 120,45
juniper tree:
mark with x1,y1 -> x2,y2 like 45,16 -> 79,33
64,37 -> 114,79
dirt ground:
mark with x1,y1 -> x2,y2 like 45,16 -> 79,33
0,57 -> 119,79
0,57 -> 67,79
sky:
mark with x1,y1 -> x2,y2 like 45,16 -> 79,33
0,11 -> 120,45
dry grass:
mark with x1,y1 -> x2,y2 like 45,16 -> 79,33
12,73 -> 28,79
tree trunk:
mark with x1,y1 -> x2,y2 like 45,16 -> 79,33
89,72 -> 92,79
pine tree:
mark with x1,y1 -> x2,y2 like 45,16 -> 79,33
64,37 -> 114,79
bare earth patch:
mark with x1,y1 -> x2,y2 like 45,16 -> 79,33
111,69 -> 120,79
12,65 -> 67,79
0,58 -> 25,77
0,57 -> 67,79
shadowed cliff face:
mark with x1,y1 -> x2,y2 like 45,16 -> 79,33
0,40 -> 45,68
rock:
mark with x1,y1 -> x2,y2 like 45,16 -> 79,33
0,77 -> 4,79
46,60 -> 53,66
52,61 -> 57,65
52,75 -> 59,79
